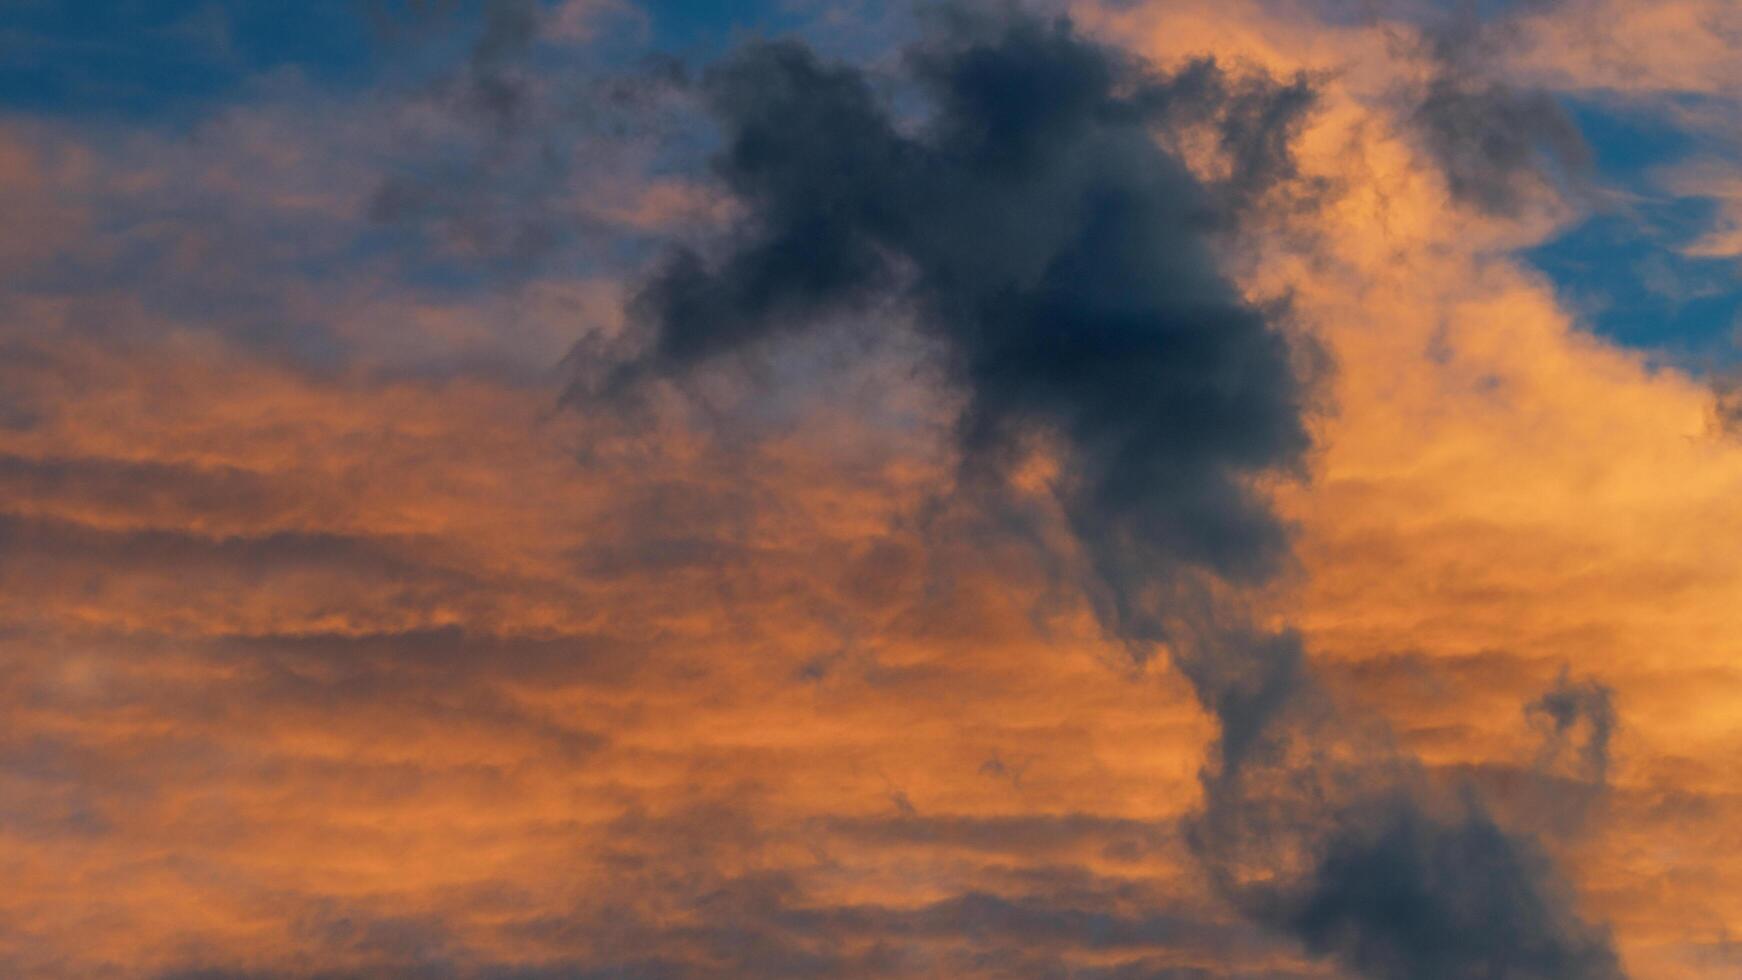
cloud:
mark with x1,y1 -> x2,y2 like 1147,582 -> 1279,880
1715,372 -> 1742,433
1267,794 -> 1622,979
11,0 -> 1742,975
591,7 -> 1624,978
1659,158 -> 1742,259
1180,629 -> 1625,980
604,11 -> 1319,645
1404,7 -> 1592,215
1504,0 -> 1742,95
1410,76 -> 1590,213
363,0 -> 691,272
1528,668 -> 1618,787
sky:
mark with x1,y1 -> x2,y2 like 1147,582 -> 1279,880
2,1 -> 1741,977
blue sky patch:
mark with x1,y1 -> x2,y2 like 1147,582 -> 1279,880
1525,95 -> 1741,367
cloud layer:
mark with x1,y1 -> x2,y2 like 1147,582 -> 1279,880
3,0 -> 1742,977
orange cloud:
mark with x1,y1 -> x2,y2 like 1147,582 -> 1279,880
4,2 -> 1742,978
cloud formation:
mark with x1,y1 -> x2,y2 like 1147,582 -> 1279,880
609,11 -> 1318,641
1406,6 -> 1592,215
5,0 -> 1742,976
599,8 -> 1624,978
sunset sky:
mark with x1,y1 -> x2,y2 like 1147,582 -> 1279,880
3,1 -> 1742,978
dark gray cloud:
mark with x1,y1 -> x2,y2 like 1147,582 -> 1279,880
588,8 -> 1623,978
1173,620 -> 1630,978
1185,635 -> 1625,979
1268,795 -> 1622,979
601,12 -> 1319,645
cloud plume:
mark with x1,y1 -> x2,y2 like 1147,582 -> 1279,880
604,11 -> 1318,640
595,8 -> 1625,977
